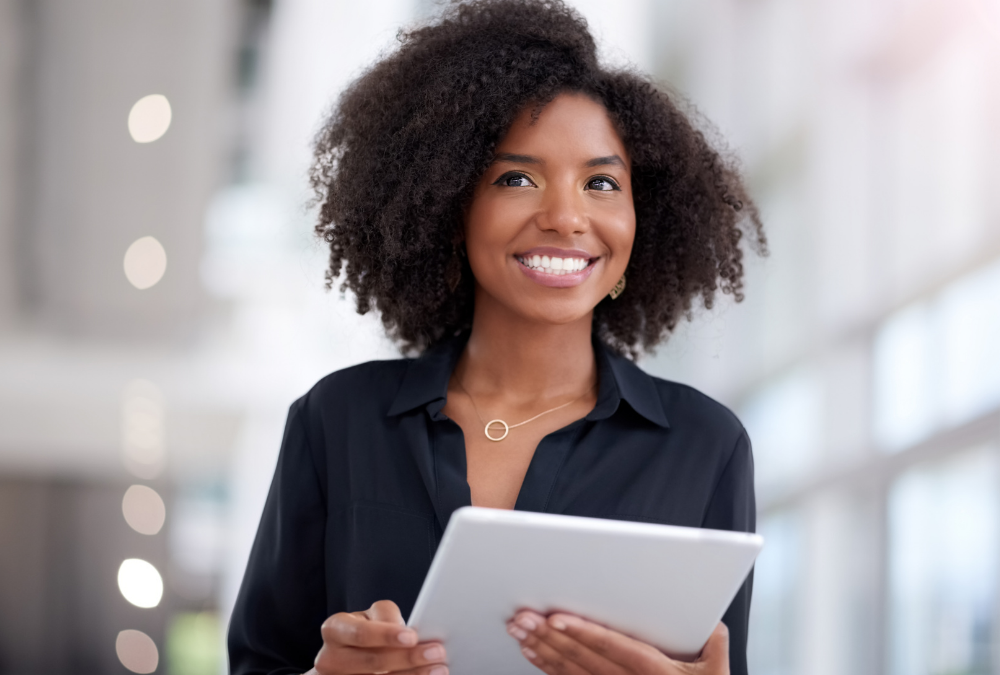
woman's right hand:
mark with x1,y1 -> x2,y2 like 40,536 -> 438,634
306,600 -> 448,675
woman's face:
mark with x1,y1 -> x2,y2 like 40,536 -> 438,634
464,92 -> 635,327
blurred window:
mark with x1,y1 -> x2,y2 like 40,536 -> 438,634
937,261 -> 1000,425
740,368 -> 823,493
873,302 -> 936,450
887,445 -> 998,675
874,259 -> 1000,451
747,510 -> 802,675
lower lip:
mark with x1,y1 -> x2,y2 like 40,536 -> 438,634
516,257 -> 598,288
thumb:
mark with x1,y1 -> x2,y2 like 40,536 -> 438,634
696,622 -> 730,668
365,599 -> 406,626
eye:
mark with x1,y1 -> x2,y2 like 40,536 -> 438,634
494,171 -> 537,188
586,176 -> 620,192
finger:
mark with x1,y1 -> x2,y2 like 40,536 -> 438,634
517,635 -> 594,675
543,613 -> 663,674
365,600 -> 407,627
695,622 -> 729,666
386,664 -> 450,675
507,623 -> 580,675
322,611 -> 418,648
314,643 -> 447,675
510,612 -> 622,675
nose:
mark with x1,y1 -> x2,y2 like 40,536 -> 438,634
537,181 -> 588,236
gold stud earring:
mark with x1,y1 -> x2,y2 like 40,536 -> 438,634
609,274 -> 626,300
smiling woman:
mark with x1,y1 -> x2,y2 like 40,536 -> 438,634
463,93 -> 635,326
310,1 -> 764,358
229,2 -> 765,675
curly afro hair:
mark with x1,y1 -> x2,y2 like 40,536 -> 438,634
311,0 -> 766,357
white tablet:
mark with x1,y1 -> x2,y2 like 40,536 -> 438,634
407,507 -> 762,675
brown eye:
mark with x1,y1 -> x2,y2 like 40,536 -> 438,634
493,172 -> 536,188
586,176 -> 620,192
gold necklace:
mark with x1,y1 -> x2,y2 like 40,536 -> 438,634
454,379 -> 596,442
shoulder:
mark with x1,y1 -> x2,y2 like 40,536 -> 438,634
643,374 -> 755,514
296,357 -> 412,416
646,371 -> 747,446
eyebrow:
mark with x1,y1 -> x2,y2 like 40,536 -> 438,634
492,153 -> 627,168
585,155 -> 626,169
494,153 -> 541,164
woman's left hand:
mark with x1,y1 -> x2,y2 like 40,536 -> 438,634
505,612 -> 729,675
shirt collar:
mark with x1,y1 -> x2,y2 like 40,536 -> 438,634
387,332 -> 670,429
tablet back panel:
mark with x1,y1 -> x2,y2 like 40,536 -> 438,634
407,507 -> 762,675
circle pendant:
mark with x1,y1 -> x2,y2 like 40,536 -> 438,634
485,419 -> 509,441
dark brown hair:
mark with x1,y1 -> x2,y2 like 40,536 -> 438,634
311,0 -> 766,357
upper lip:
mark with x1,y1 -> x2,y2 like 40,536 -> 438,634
516,246 -> 597,260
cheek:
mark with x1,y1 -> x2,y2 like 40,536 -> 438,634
463,206 -> 507,285
607,210 -> 637,266
463,196 -> 526,266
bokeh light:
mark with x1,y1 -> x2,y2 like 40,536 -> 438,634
128,94 -> 172,143
116,629 -> 159,674
123,236 -> 167,290
121,379 -> 166,479
167,612 -> 222,675
122,485 -> 166,535
117,558 -> 164,608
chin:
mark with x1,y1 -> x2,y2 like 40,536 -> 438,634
515,298 -> 597,327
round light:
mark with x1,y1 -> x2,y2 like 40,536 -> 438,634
121,379 -> 166,479
118,558 -> 164,608
123,236 -> 167,289
128,94 -> 172,143
122,379 -> 167,480
116,629 -> 159,674
122,485 -> 166,535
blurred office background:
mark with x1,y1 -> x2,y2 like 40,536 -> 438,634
0,0 -> 998,673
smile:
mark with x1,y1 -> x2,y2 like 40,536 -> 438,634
515,254 -> 592,275
514,249 -> 598,288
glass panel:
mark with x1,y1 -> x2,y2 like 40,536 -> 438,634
939,260 -> 1000,426
740,368 -> 823,493
748,510 -> 802,675
874,257 -> 1000,451
873,303 -> 935,450
888,446 -> 999,675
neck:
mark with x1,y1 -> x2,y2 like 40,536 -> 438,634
456,290 -> 598,399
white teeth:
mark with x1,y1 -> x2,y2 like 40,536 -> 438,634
519,255 -> 591,274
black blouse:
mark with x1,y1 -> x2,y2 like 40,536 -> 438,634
228,334 -> 756,675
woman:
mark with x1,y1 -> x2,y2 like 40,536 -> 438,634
228,2 -> 766,675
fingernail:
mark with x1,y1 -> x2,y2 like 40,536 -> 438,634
507,624 -> 528,641
397,630 -> 418,646
429,667 -> 448,675
522,646 -> 538,660
551,618 -> 567,631
423,646 -> 445,662
517,615 -> 538,631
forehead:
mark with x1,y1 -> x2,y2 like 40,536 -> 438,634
496,93 -> 628,164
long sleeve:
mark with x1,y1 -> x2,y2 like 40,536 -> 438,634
228,398 -> 329,675
700,429 -> 756,675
